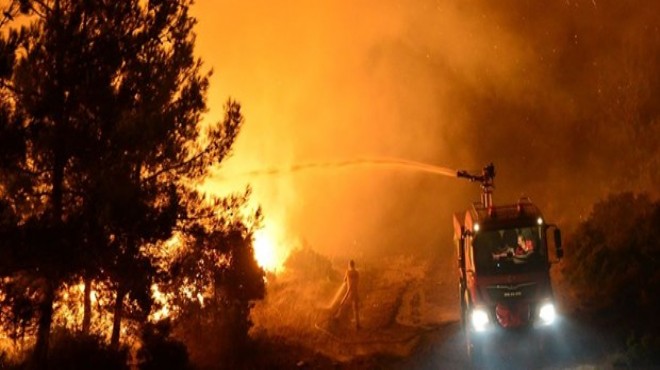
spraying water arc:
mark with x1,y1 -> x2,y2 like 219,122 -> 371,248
216,158 -> 497,209
213,159 -> 496,271
216,157 -> 460,180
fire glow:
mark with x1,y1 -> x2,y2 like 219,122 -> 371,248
252,221 -> 289,273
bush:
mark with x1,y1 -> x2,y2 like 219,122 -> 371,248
564,192 -> 660,363
173,300 -> 257,370
47,330 -> 127,370
139,321 -> 190,370
613,333 -> 660,368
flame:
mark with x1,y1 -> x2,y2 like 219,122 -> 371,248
149,284 -> 172,322
75,282 -> 98,303
50,279 -> 119,342
253,223 -> 288,272
199,173 -> 291,273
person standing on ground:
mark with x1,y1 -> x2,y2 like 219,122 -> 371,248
335,259 -> 360,329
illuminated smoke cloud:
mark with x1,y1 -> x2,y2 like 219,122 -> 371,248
194,0 -> 660,266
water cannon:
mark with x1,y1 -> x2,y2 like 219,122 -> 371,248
456,163 -> 495,208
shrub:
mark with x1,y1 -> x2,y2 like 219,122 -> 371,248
564,192 -> 660,364
139,321 -> 190,370
47,330 -> 127,370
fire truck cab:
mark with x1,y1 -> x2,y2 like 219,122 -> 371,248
454,165 -> 563,363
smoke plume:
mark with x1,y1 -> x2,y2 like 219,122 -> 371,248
193,0 -> 660,263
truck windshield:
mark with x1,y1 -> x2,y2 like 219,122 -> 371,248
472,226 -> 547,275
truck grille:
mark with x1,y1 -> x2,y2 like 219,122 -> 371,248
486,282 -> 537,301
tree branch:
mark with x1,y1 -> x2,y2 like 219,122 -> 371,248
31,0 -> 53,15
144,142 -> 216,182
0,2 -> 18,29
8,165 -> 47,177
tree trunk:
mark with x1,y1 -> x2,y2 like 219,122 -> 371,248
35,0 -> 65,357
111,285 -> 126,350
82,275 -> 92,334
33,280 -> 55,369
33,152 -> 64,366
34,109 -> 65,367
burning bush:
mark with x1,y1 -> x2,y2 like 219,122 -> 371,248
283,246 -> 339,281
162,222 -> 265,369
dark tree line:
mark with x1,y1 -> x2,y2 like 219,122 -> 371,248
0,0 -> 264,368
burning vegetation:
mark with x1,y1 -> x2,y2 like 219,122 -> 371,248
0,1 -> 265,368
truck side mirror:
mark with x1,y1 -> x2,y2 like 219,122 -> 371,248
554,229 -> 563,259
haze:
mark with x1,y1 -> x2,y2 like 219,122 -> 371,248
194,0 -> 660,265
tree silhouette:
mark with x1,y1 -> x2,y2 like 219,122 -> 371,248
164,190 -> 265,368
0,0 -> 244,365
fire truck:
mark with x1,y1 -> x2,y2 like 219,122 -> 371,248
453,164 -> 563,364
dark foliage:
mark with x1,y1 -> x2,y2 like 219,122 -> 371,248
0,273 -> 39,343
0,0 -> 256,367
564,192 -> 660,364
139,321 -> 190,370
47,330 -> 128,370
168,195 -> 265,369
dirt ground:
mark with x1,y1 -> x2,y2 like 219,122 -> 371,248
248,249 -> 622,370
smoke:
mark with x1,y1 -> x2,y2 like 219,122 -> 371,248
193,0 -> 660,262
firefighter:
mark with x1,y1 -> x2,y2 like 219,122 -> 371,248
335,259 -> 360,329
515,234 -> 534,256
492,231 -> 534,260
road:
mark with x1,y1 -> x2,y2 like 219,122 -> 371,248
387,318 -> 616,370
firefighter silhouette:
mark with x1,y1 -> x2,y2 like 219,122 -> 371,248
335,259 -> 360,329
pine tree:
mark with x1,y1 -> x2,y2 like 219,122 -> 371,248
0,0 -> 243,364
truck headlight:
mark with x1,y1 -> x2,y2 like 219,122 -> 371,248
539,303 -> 556,325
471,308 -> 489,332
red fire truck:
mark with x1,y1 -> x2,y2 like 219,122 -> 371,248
453,164 -> 563,364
